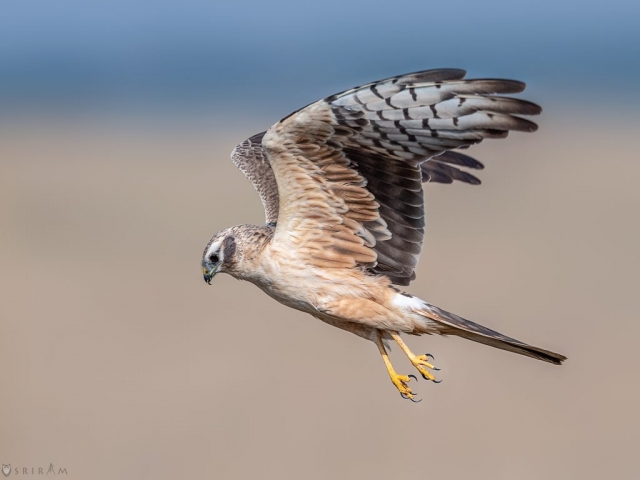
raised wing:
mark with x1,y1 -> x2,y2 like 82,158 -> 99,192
231,131 -> 278,224
235,68 -> 541,285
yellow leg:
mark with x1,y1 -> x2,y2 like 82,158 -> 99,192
375,331 -> 419,401
390,332 -> 440,383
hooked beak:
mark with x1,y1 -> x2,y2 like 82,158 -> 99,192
202,264 -> 217,285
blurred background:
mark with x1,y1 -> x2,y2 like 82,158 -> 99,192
1,1 -> 639,478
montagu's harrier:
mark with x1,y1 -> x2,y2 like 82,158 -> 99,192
202,68 -> 566,400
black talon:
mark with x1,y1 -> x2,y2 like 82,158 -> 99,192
432,379 -> 442,384
400,392 -> 422,402
433,367 -> 441,371
425,353 -> 434,360
408,374 -> 418,382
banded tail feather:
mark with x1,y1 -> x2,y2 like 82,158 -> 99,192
418,303 -> 566,365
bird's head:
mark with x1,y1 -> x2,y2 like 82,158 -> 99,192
201,227 -> 237,284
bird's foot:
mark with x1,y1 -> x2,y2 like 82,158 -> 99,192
409,353 -> 441,383
390,373 -> 420,402
376,330 -> 423,402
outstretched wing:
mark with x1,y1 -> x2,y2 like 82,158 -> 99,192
234,68 -> 541,285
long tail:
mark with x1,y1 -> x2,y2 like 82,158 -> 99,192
417,303 -> 566,365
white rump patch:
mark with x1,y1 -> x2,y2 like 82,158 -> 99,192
392,292 -> 426,311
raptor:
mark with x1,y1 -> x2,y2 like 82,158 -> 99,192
201,68 -> 566,400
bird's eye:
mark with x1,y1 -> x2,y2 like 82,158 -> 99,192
209,253 -> 219,263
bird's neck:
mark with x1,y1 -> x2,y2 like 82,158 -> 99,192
226,224 -> 275,282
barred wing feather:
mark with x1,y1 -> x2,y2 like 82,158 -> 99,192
230,68 -> 541,285
231,132 -> 278,224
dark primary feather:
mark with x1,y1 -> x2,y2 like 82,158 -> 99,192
229,68 -> 541,285
323,69 -> 540,284
432,150 -> 484,170
422,158 -> 481,185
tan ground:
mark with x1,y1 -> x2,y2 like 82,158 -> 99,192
1,109 -> 638,479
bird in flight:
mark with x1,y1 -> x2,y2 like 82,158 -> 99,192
202,68 -> 566,401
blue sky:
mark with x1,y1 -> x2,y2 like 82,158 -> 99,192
1,0 -> 639,113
